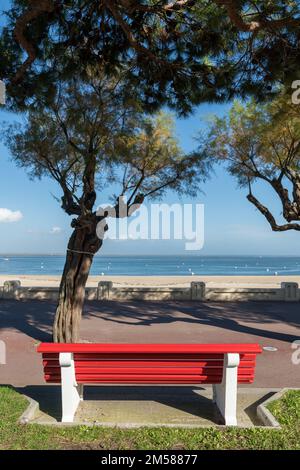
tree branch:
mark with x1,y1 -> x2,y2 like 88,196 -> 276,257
12,0 -> 57,83
214,1 -> 300,33
247,192 -> 300,232
270,178 -> 298,222
105,0 -> 174,66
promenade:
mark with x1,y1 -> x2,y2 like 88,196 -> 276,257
1,299 -> 299,387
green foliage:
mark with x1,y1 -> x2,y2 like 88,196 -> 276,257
1,1 -> 300,112
0,386 -> 299,450
199,91 -> 300,186
3,77 -> 205,217
112,111 -> 204,200
197,91 -> 300,231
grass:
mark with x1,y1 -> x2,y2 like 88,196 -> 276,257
0,386 -> 299,450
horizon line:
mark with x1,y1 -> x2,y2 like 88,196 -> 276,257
1,253 -> 300,258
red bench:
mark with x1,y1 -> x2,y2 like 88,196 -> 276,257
37,343 -> 262,425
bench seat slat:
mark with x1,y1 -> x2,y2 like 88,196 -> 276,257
44,366 -> 225,375
43,359 -> 255,368
44,376 -> 255,384
43,366 -> 255,375
44,378 -> 254,384
38,343 -> 262,355
41,353 -> 258,361
43,360 -> 226,368
43,370 -> 255,381
72,353 -> 258,361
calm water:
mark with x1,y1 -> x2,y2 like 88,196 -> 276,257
0,255 -> 300,276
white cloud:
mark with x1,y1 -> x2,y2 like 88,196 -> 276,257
50,226 -> 62,234
0,208 -> 23,223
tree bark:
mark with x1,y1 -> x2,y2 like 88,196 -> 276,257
53,219 -> 102,343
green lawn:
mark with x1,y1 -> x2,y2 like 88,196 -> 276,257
0,386 -> 299,450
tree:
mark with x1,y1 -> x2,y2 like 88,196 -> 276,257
1,1 -> 300,112
198,92 -> 300,232
4,77 -> 206,342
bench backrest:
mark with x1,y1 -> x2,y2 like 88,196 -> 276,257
37,343 -> 262,385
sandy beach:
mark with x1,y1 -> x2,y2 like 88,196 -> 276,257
1,274 -> 300,288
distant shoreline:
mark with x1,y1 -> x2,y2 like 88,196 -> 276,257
0,254 -> 299,257
1,274 -> 299,288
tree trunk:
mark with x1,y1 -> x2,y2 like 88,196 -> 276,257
53,221 -> 102,343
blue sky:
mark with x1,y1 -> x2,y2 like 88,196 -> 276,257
1,2 -> 300,256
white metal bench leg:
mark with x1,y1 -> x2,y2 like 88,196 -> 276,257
59,352 -> 81,423
212,353 -> 240,426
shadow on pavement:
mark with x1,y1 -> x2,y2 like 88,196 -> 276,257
0,299 -> 299,344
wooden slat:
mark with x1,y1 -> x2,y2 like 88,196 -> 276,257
43,362 -> 221,369
43,361 -> 256,371
44,376 -> 254,384
38,343 -> 262,355
44,366 -> 225,375
42,353 -> 258,361
44,370 -> 255,380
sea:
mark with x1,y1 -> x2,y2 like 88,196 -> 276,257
0,255 -> 300,276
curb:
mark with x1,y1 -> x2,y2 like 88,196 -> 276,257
257,387 -> 300,428
18,394 -> 40,424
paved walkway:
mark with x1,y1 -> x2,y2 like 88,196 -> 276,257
0,300 -> 299,387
